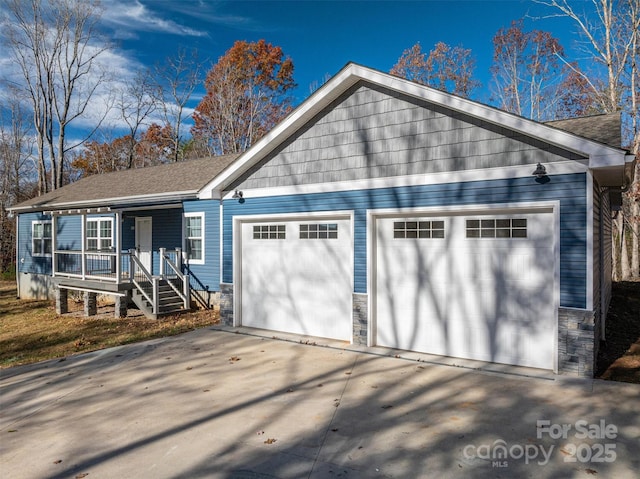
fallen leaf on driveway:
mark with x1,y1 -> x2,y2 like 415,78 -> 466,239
75,474 -> 89,478
264,438 -> 277,444
381,405 -> 393,409
585,469 -> 598,475
53,460 -> 62,464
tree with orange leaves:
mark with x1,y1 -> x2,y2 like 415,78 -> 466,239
192,40 -> 296,155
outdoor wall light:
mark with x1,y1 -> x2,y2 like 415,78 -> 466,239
232,190 -> 243,199
532,163 -> 547,178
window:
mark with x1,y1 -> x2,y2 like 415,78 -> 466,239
32,221 -> 52,256
253,224 -> 286,239
393,220 -> 445,239
185,213 -> 204,263
466,218 -> 527,238
86,218 -> 113,251
300,223 -> 338,239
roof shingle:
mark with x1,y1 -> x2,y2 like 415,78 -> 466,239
545,113 -> 622,148
12,154 -> 239,211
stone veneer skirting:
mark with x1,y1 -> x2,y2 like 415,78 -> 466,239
220,283 -> 234,326
558,308 -> 598,378
352,293 -> 368,345
218,283 -> 598,378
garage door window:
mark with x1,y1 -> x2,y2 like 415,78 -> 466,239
466,218 -> 527,238
393,220 -> 445,239
253,225 -> 286,239
300,223 -> 338,239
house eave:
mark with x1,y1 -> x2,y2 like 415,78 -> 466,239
9,190 -> 199,214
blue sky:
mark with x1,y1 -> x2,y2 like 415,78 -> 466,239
104,0 -> 582,106
1,0 -> 591,139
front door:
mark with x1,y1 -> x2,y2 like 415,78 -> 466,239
135,217 -> 153,273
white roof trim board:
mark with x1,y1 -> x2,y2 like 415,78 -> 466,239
200,63 -> 631,197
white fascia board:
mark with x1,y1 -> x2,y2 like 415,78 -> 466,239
201,63 -> 627,198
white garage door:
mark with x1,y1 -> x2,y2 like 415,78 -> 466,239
240,217 -> 352,341
375,211 -> 556,370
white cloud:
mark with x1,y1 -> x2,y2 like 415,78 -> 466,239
101,0 -> 209,39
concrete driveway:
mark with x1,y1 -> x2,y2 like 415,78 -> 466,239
1,326 -> 639,479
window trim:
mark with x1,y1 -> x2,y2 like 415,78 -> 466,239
32,220 -> 52,257
86,217 -> 114,252
184,212 -> 205,265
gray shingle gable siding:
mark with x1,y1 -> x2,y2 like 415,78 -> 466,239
236,82 -> 586,190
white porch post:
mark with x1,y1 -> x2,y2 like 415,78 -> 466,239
115,211 -> 121,281
175,247 -> 182,270
152,277 -> 159,315
159,247 -> 166,276
51,213 -> 57,277
81,213 -> 86,279
183,273 -> 191,310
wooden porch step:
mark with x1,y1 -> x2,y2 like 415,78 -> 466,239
130,278 -> 190,320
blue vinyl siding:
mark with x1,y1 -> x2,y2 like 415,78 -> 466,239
56,216 -> 81,250
121,209 -> 182,275
183,200 -> 221,292
17,212 -> 52,275
223,173 -> 588,309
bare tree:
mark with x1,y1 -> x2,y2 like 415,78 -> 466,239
152,48 -> 203,162
390,42 -> 480,98
625,0 -> 640,153
537,0 -> 640,279
535,0 -> 636,113
0,90 -> 35,273
115,69 -> 157,168
2,0 -> 110,193
489,20 -> 588,120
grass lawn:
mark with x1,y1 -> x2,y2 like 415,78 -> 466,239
1,279 -> 638,383
0,280 -> 219,368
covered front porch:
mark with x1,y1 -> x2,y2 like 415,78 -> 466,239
50,206 -> 191,319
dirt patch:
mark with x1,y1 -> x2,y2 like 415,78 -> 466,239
596,281 -> 640,384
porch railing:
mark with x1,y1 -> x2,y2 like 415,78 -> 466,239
54,250 -> 131,282
54,247 -> 191,315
